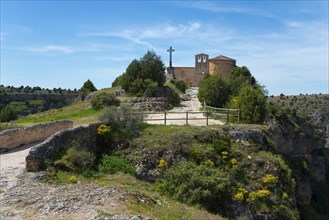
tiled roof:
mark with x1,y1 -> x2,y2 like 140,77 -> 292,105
209,55 -> 236,61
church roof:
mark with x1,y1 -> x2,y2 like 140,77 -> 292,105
209,55 -> 236,61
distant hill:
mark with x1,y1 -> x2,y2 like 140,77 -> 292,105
268,93 -> 329,131
0,85 -> 78,116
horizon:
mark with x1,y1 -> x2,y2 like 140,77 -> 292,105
1,1 -> 328,96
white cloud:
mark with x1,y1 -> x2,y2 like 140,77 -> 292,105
20,45 -> 75,54
82,22 -> 202,48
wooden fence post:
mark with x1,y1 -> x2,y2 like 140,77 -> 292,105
206,111 -> 209,126
164,111 -> 167,125
226,110 -> 229,124
238,109 -> 240,124
186,111 -> 188,125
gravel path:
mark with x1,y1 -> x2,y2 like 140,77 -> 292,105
0,143 -> 37,192
145,87 -> 224,126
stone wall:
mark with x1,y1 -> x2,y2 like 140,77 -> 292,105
121,97 -> 168,111
26,123 -> 100,172
0,120 -> 73,152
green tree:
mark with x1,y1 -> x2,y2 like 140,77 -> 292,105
197,75 -> 230,107
111,74 -> 124,87
0,105 -> 17,122
228,66 -> 256,96
79,79 -> 97,100
121,50 -> 165,97
236,86 -> 268,124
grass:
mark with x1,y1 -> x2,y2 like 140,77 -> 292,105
14,101 -> 104,126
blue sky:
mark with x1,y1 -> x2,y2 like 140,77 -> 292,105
1,0 -> 328,95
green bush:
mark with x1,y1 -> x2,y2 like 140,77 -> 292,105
91,92 -> 120,110
198,74 -> 229,108
158,161 -> 231,214
174,80 -> 187,93
98,154 -> 136,176
54,147 -> 96,173
235,86 -> 268,124
99,106 -> 143,140
0,105 -> 17,122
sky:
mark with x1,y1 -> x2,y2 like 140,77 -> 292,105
0,0 -> 328,95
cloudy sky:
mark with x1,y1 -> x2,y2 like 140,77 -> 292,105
1,1 -> 328,95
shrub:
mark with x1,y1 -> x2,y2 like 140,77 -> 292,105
0,105 -> 17,122
98,154 -> 136,176
99,106 -> 143,140
235,86 -> 268,124
91,92 -> 120,110
158,161 -> 232,214
198,74 -> 230,108
54,147 -> 96,173
174,80 -> 187,93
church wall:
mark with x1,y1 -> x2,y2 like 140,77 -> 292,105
173,67 -> 199,86
209,60 -> 236,79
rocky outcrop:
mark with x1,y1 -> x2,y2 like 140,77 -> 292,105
26,123 -> 100,172
121,97 -> 168,112
268,116 -> 327,204
0,120 -> 73,152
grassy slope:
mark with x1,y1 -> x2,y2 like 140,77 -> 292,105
14,101 -> 103,126
14,87 -> 123,126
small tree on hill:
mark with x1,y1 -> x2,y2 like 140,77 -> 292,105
79,79 -> 97,100
197,75 -> 229,108
121,50 -> 166,97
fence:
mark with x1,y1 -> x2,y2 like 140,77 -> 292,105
203,102 -> 240,124
139,111 -> 211,126
129,106 -> 239,126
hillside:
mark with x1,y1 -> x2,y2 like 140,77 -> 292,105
268,93 -> 329,130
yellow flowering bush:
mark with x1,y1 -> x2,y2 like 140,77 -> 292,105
234,188 -> 248,201
262,174 -> 278,186
68,175 -> 77,184
97,124 -> 111,136
202,159 -> 215,167
221,151 -> 228,159
249,189 -> 271,201
282,192 -> 289,200
158,159 -> 168,170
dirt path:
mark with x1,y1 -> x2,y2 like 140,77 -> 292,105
0,143 -> 36,192
145,87 -> 224,126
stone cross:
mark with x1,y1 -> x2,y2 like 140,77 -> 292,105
167,46 -> 175,68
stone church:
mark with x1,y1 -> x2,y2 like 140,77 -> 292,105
167,53 -> 236,86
